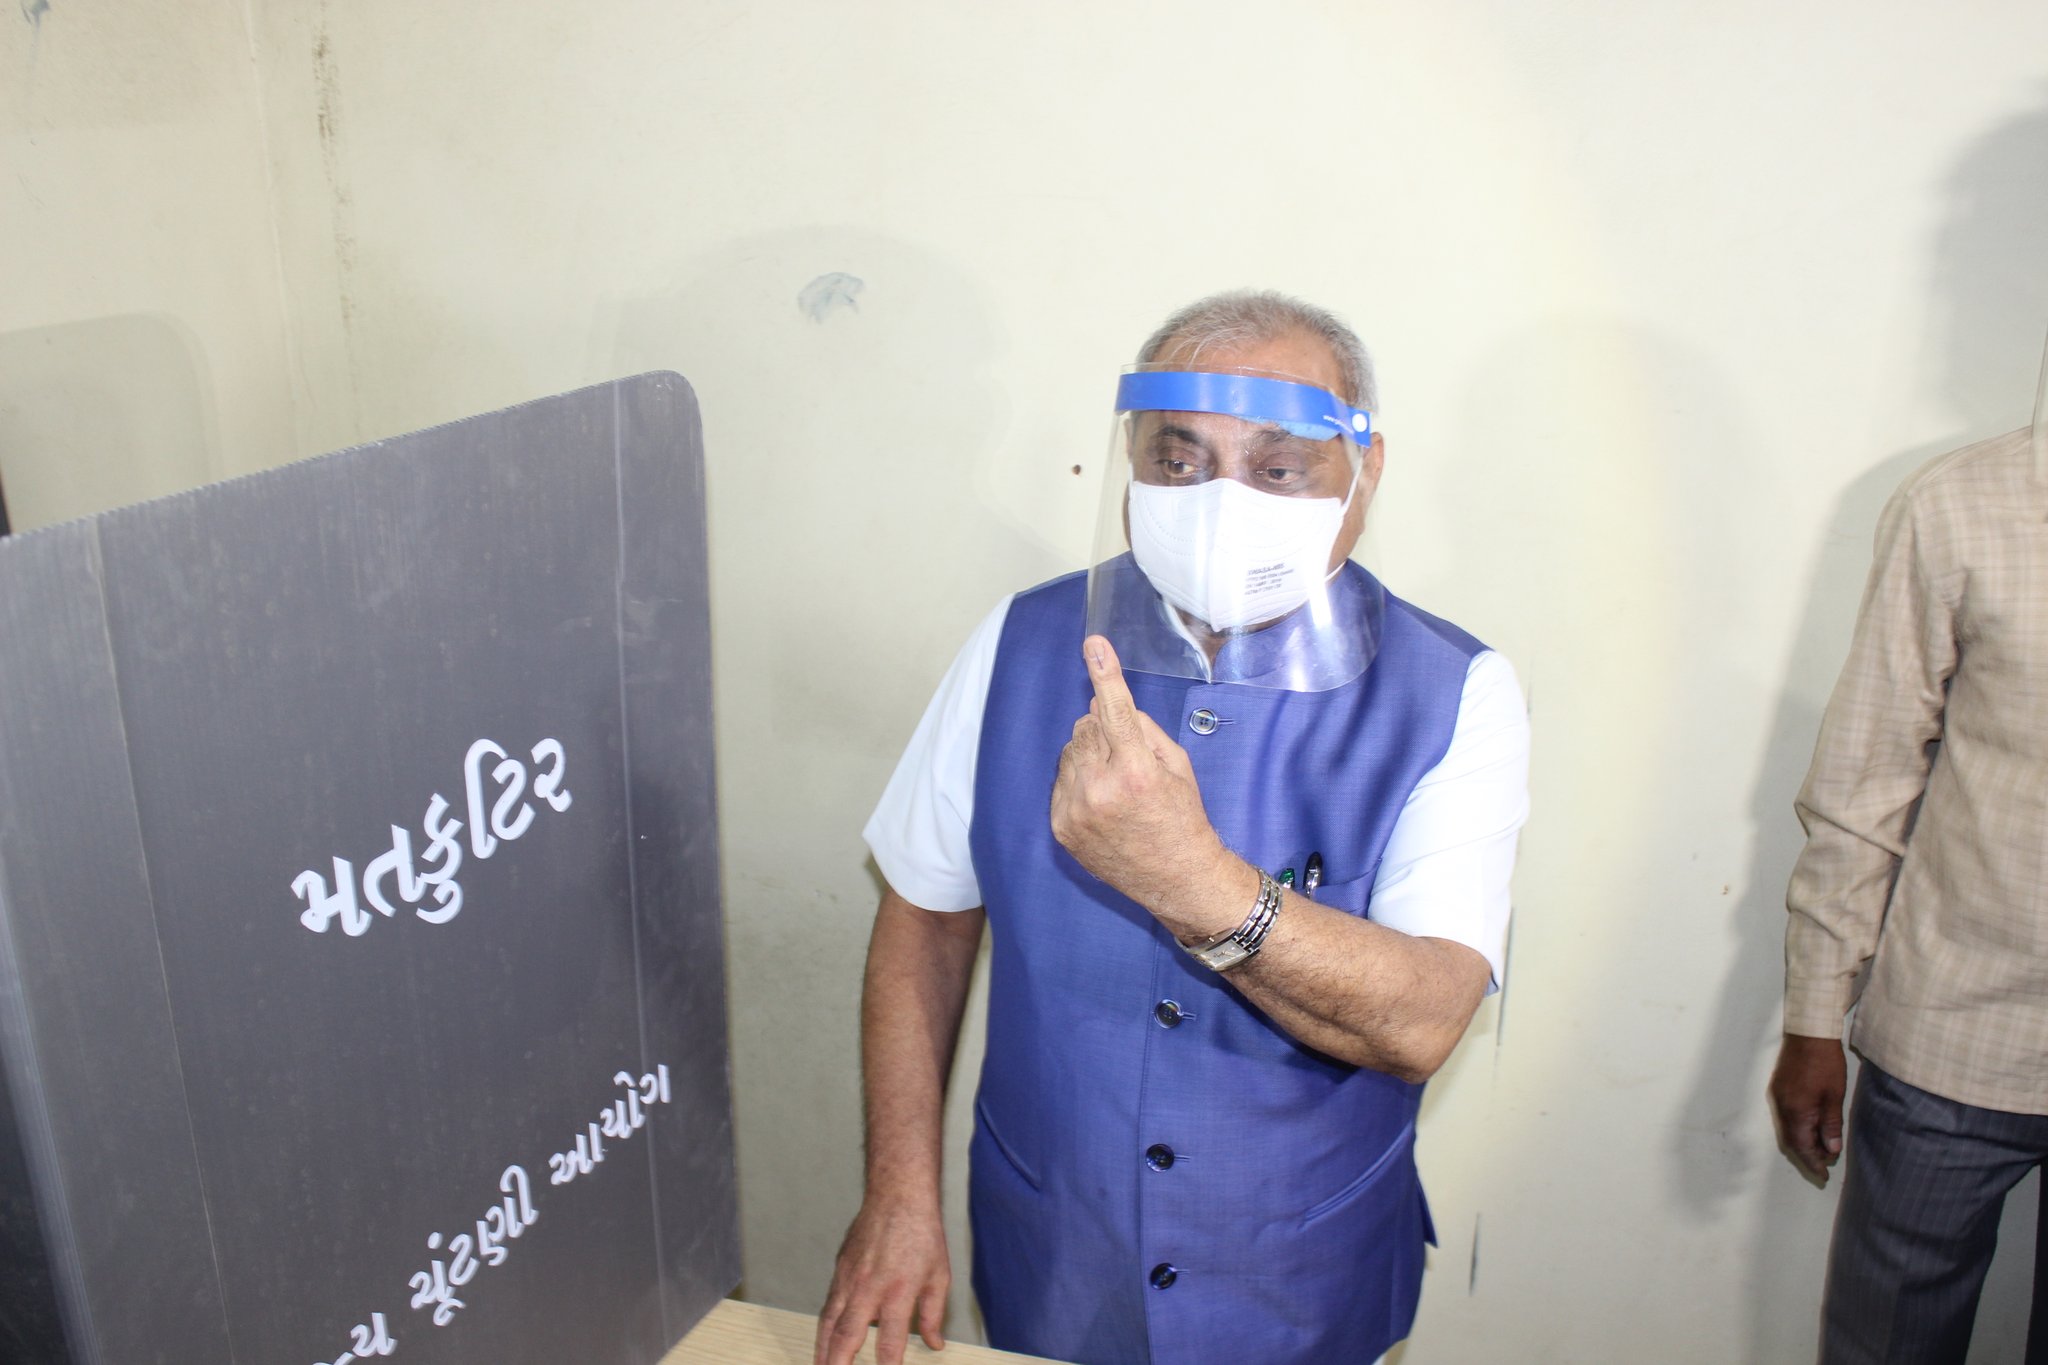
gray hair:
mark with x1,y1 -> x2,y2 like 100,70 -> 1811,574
1136,289 -> 1377,412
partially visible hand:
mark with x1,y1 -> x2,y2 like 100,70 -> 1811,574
1050,635 -> 1229,917
1767,1033 -> 1848,1185
815,1197 -> 950,1365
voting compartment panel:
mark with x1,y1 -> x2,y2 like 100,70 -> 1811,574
613,376 -> 740,1328
0,521 -> 233,1365
0,373 -> 738,1365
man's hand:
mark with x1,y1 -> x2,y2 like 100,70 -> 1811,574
815,1196 -> 949,1365
818,893 -> 979,1364
1767,1033 -> 1848,1185
1050,635 -> 1232,921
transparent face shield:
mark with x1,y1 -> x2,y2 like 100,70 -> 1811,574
1083,366 -> 1382,692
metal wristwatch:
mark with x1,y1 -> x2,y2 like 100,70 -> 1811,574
1182,870 -> 1284,973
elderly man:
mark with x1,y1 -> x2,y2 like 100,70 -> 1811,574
818,291 -> 1530,1365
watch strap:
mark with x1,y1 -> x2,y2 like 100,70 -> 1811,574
1184,869 -> 1284,973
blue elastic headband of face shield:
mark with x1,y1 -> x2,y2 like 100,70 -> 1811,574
1114,370 -> 1373,443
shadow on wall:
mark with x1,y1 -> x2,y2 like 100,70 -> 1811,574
1430,315 -> 1764,1364
1677,93 -> 2048,1364
592,230 -> 1055,1338
0,314 -> 218,532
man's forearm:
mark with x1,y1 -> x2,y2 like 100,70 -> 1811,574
1783,480 -> 1953,1034
1240,903 -> 1489,1081
1048,640 -> 1494,1085
1153,852 -> 1489,1082
1782,801 -> 1911,1036
859,890 -> 985,1202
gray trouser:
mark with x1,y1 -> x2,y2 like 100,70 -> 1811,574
1821,1061 -> 2048,1364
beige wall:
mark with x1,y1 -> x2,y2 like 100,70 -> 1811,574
0,1 -> 298,530
6,2 -> 2046,1359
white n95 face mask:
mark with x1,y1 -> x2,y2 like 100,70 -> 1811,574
1127,475 -> 1350,632
1086,365 -> 1378,689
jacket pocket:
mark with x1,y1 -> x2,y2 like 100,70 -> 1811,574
973,1099 -> 1042,1192
1307,867 -> 1377,918
1299,1123 -> 1414,1227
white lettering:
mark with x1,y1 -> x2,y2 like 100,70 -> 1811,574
446,1233 -> 478,1288
488,755 -> 534,844
500,1162 -> 538,1233
548,1064 -> 674,1189
290,736 -> 571,938
530,738 -> 572,812
362,826 -> 424,918
416,795 -> 464,924
463,740 -> 508,861
348,1313 -> 395,1357
475,1206 -> 510,1267
614,1070 -> 645,1130
293,859 -> 368,937
311,1066 -> 674,1358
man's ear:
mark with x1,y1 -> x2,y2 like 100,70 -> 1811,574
1359,431 -> 1386,497
1331,433 -> 1384,567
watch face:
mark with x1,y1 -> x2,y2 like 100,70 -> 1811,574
1195,938 -> 1253,974
1185,871 -> 1284,972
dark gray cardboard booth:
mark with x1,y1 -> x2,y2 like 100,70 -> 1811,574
0,374 -> 740,1364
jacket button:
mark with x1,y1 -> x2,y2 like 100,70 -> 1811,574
1153,999 -> 1184,1028
1149,1263 -> 1178,1290
1145,1144 -> 1176,1171
1187,708 -> 1218,735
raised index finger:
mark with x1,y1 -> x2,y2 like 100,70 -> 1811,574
1084,634 -> 1141,750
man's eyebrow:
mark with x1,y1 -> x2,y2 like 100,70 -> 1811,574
1246,426 -> 1326,456
1148,422 -> 1217,456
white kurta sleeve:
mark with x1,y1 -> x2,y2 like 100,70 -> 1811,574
1364,649 -> 1530,990
861,596 -> 1013,912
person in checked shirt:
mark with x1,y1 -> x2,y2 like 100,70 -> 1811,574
1769,399 -> 2048,1364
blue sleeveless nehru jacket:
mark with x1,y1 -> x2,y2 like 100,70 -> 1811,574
965,559 -> 1485,1365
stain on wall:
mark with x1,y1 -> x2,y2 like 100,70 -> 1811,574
796,272 -> 863,323
311,0 -> 360,378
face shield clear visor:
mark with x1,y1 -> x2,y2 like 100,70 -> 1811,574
1083,367 -> 1381,692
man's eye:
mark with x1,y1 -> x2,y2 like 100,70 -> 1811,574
1255,467 -> 1306,489
1156,457 -> 1200,480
